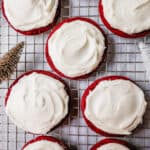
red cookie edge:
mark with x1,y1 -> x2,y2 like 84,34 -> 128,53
2,0 -> 61,35
45,17 -> 107,80
22,136 -> 68,150
81,75 -> 138,137
99,0 -> 150,38
91,138 -> 135,150
5,70 -> 70,134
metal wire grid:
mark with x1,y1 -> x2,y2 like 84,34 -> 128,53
0,0 -> 150,149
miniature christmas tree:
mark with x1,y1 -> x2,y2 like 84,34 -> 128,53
0,42 -> 24,82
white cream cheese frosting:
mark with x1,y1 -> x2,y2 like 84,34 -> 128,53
102,0 -> 150,34
97,143 -> 129,150
48,20 -> 106,77
3,0 -> 59,31
6,72 -> 69,134
24,140 -> 64,150
85,79 -> 147,135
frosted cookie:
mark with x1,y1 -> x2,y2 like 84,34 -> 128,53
2,0 -> 60,35
5,70 -> 69,134
82,76 -> 147,136
91,139 -> 134,150
99,0 -> 150,38
22,136 -> 68,150
46,17 -> 106,79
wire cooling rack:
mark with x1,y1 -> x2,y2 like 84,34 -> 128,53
0,0 -> 150,149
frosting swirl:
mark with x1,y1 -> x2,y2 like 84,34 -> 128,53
24,140 -> 64,150
85,79 -> 147,135
48,20 -> 106,78
97,143 -> 129,150
3,0 -> 59,31
102,0 -> 150,34
6,72 -> 69,134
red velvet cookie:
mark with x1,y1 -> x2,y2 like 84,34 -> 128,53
81,76 -> 146,136
91,139 -> 135,150
5,70 -> 70,134
2,0 -> 61,35
99,0 -> 150,38
22,136 -> 68,150
46,17 -> 107,80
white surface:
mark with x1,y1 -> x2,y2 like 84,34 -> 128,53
0,0 -> 150,150
138,42 -> 150,81
48,20 -> 105,77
